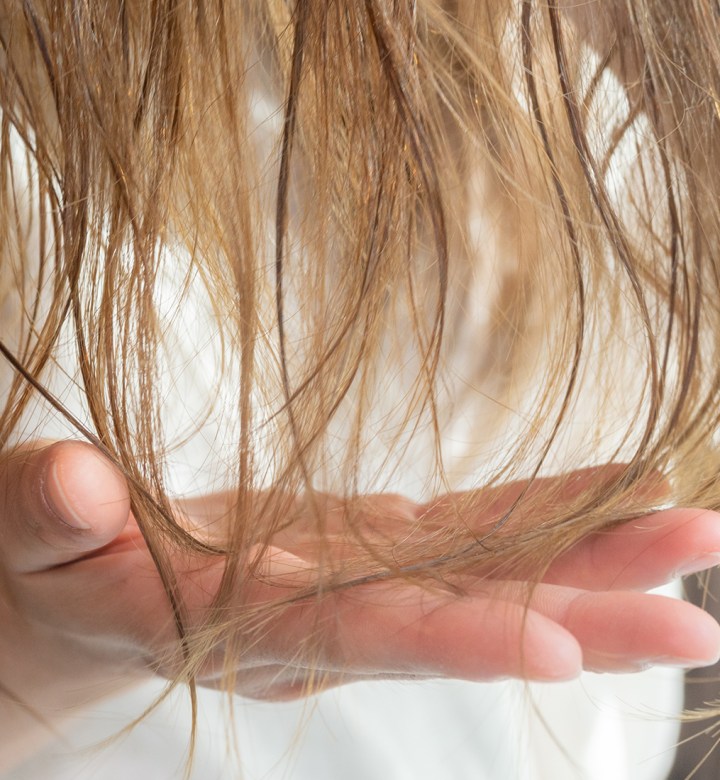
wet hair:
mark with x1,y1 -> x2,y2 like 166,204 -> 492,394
2,0 -> 720,750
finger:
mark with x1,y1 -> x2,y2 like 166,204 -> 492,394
0,441 -> 131,574
543,508 -> 720,591
245,563 -> 584,682
421,463 -> 664,539
328,587 -> 583,681
491,581 -> 720,672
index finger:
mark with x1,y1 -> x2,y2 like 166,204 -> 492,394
421,464 -> 663,541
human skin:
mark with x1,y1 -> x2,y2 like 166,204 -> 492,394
2,441 -> 720,772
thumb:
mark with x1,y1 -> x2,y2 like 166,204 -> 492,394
0,441 -> 131,574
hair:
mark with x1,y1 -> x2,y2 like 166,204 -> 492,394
2,0 -> 720,760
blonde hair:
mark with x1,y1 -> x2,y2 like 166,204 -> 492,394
2,0 -> 720,749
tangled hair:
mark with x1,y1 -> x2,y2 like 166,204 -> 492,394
2,0 -> 720,754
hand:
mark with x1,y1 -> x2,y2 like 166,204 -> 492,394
2,441 -> 720,759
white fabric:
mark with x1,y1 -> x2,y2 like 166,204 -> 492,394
6,664 -> 681,779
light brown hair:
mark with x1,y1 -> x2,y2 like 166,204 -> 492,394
2,0 -> 720,748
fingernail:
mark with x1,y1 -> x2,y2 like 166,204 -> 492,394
673,554 -> 720,578
42,459 -> 93,530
